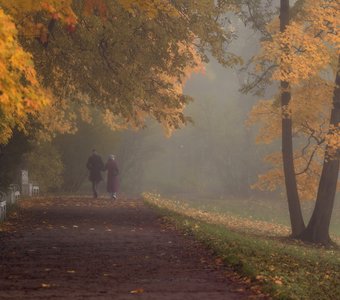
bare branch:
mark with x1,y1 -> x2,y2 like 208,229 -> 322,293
295,145 -> 319,176
240,63 -> 277,94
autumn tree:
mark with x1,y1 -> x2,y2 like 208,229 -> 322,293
22,142 -> 64,193
299,56 -> 340,244
0,130 -> 31,190
247,0 -> 339,243
0,1 -> 79,189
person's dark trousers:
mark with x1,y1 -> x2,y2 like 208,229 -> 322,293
92,181 -> 98,198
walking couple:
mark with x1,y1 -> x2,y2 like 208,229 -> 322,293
86,149 -> 119,199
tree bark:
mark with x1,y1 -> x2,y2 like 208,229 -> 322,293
299,55 -> 340,245
280,0 -> 305,236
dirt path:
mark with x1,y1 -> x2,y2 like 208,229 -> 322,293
0,197 -> 262,299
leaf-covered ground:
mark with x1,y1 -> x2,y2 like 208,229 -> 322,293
143,193 -> 340,299
0,196 -> 265,299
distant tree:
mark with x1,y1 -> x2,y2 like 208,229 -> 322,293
22,142 -> 64,193
114,127 -> 163,194
0,130 -> 31,191
186,95 -> 260,197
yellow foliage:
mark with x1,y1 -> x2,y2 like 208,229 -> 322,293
0,0 -> 77,27
100,40 -> 204,136
102,109 -> 134,131
248,75 -> 337,200
78,105 -> 93,124
0,0 -> 77,45
249,0 -> 340,200
325,125 -> 340,158
261,23 -> 331,83
117,0 -> 180,19
252,149 -> 324,201
157,42 -> 204,135
34,99 -> 77,141
246,99 -> 281,144
0,8 -> 49,144
257,0 -> 339,84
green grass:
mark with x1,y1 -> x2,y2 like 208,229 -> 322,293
144,195 -> 340,300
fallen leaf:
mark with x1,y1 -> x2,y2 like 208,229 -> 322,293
130,288 -> 144,294
41,283 -> 51,288
231,288 -> 244,293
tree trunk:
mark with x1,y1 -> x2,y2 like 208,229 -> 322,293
280,0 -> 305,236
299,55 -> 340,245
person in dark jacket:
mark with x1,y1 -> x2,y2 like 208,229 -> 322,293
86,149 -> 104,198
104,154 -> 119,199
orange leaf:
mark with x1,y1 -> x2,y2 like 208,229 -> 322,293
130,288 -> 144,294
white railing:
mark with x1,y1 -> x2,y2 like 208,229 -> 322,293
0,182 -> 40,222
0,191 -> 7,222
0,184 -> 20,222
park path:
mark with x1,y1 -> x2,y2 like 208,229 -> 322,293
0,197 -> 262,299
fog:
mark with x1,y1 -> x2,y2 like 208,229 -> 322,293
48,22 -> 271,201
113,25 -> 269,198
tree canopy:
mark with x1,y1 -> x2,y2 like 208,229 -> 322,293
0,0 -> 242,143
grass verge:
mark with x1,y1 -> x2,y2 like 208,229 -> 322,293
144,193 -> 340,300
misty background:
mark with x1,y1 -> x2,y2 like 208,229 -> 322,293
73,22 -> 266,198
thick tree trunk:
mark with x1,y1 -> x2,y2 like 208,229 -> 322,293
280,0 -> 305,236
299,55 -> 340,245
